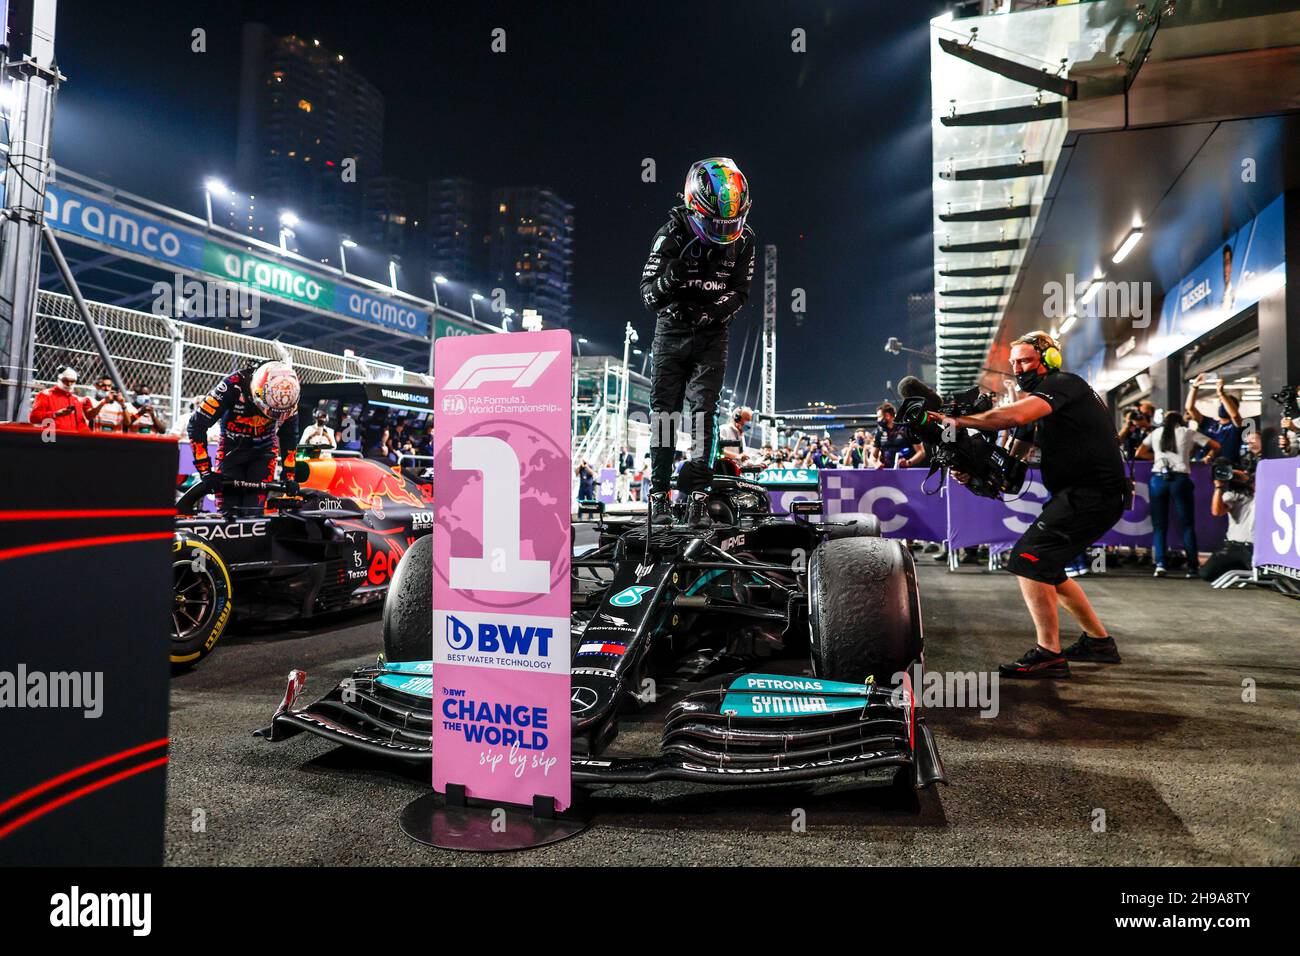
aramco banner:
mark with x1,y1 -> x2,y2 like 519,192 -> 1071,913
431,331 -> 572,810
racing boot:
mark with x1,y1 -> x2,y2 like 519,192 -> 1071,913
686,491 -> 713,529
648,492 -> 673,526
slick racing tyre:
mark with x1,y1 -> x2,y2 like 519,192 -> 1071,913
823,512 -> 881,539
808,536 -> 921,685
383,533 -> 433,663
171,536 -> 233,667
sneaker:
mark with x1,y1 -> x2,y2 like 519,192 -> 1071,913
931,547 -> 950,562
1185,568 -> 1200,579
686,491 -> 713,529
999,645 -> 1070,679
648,492 -> 673,526
1153,565 -> 1167,578
1062,633 -> 1121,664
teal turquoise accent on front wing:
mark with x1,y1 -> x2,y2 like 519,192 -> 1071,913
375,673 -> 435,698
720,692 -> 866,718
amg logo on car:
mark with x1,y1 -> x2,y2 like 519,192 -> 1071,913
191,520 -> 267,540
719,533 -> 746,551
445,614 -> 552,657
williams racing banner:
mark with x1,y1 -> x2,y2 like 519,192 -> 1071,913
1252,458 -> 1300,573
431,330 -> 572,810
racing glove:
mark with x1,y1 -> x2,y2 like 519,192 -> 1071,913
192,441 -> 212,475
661,258 -> 689,291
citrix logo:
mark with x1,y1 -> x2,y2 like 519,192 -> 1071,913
443,350 -> 559,390
445,614 -> 552,656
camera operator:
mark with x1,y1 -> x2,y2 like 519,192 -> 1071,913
1200,431 -> 1261,581
1278,385 -> 1300,457
86,376 -> 136,433
942,331 -> 1126,678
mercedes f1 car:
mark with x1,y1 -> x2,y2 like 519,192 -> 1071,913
171,454 -> 434,666
258,469 -> 946,794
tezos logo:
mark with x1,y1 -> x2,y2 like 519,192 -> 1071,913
609,585 -> 652,607
445,614 -> 553,656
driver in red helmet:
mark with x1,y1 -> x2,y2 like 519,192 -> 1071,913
640,157 -> 756,528
188,360 -> 300,514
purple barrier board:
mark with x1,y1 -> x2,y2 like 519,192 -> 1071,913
947,462 -> 1227,552
597,467 -> 617,504
767,486 -> 819,516
1253,458 -> 1300,572
431,331 -> 572,811
819,468 -> 949,541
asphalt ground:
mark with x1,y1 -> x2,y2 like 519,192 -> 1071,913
164,559 -> 1300,866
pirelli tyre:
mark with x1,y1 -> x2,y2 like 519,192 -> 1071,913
382,532 -> 433,663
171,536 -> 233,667
808,536 -> 921,685
823,512 -> 881,539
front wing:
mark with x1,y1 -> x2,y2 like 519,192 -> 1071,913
257,666 -> 947,789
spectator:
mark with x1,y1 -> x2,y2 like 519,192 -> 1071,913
1200,432 -> 1260,582
299,408 -> 337,449
1185,373 -> 1243,464
844,429 -> 870,468
368,427 -> 398,464
86,376 -> 135,433
873,402 -> 924,468
576,460 -> 596,501
129,385 -> 166,434
1137,409 -> 1221,578
29,367 -> 90,433
640,456 -> 652,501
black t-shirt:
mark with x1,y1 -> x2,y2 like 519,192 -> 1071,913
1026,371 -> 1127,494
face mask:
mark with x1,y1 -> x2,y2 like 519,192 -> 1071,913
1015,367 -> 1045,392
95,389 -> 109,400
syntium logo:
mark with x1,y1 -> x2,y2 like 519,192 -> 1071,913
445,614 -> 553,657
443,351 -> 560,389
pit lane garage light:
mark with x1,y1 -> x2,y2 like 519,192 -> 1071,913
1058,312 -> 1078,336
204,178 -> 229,197
434,274 -> 448,284
1111,228 -> 1144,265
340,237 -> 358,249
279,211 -> 299,229
1078,277 -> 1103,307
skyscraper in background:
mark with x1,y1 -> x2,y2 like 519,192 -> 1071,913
362,174 -> 423,254
234,24 -> 384,235
488,187 -> 575,327
427,178 -> 489,286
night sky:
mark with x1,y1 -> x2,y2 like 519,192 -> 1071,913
53,0 -> 947,409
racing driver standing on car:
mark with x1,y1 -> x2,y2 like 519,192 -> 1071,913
188,360 -> 301,515
641,157 -> 755,528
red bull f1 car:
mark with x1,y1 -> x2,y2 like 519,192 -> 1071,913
171,454 -> 433,666
258,470 -> 946,794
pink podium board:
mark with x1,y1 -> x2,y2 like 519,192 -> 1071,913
431,331 -> 572,811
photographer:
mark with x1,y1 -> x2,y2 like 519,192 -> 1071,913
86,375 -> 135,433
874,402 -> 924,469
1118,400 -> 1154,460
941,331 -> 1126,679
1200,431 -> 1260,581
28,367 -> 90,433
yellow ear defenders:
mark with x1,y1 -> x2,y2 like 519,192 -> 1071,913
1022,330 -> 1062,370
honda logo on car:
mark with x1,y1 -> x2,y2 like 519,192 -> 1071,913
438,610 -> 565,671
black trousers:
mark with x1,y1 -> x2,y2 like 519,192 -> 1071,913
216,443 -> 276,515
1005,485 -> 1126,586
1198,541 -> 1253,582
649,316 -> 729,495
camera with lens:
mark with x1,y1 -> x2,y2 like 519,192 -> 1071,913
1211,456 -> 1253,493
896,377 -> 1027,499
1272,384 -> 1300,421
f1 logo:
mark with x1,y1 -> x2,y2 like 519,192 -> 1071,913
444,351 -> 560,390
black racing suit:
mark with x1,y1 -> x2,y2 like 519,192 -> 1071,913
188,366 -> 298,514
640,206 -> 756,495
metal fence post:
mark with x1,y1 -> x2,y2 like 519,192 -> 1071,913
168,318 -> 185,423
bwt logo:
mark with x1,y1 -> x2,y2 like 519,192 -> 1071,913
443,350 -> 560,389
445,614 -> 553,656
